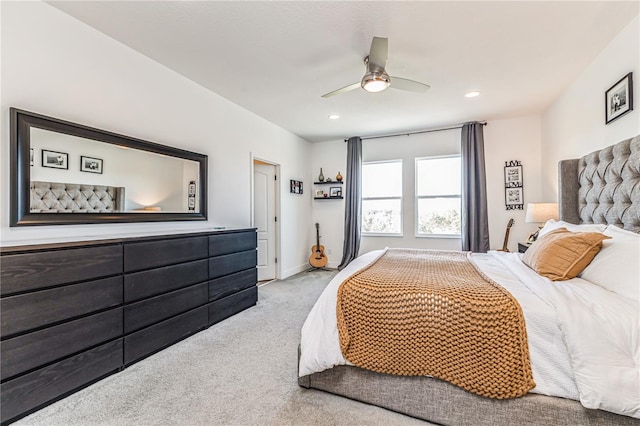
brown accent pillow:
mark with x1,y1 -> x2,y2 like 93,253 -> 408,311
522,228 -> 611,281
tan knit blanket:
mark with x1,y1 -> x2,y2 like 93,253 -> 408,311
336,249 -> 535,399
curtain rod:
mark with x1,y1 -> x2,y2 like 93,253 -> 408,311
344,121 -> 487,142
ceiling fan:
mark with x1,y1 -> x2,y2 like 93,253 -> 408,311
321,36 -> 430,98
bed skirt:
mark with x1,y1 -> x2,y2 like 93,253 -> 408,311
298,346 -> 639,426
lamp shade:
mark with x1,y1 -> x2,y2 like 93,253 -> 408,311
525,203 -> 558,223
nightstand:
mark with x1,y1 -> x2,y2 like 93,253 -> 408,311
518,243 -> 530,253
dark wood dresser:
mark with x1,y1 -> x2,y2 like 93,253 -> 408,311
0,229 -> 257,424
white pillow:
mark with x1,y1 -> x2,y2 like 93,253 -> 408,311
538,219 -> 607,237
579,225 -> 640,301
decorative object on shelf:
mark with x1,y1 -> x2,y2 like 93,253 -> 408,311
42,149 -> 68,170
323,193 -> 328,198
525,202 -> 558,243
336,171 -> 343,182
605,72 -> 633,124
326,177 -> 332,182
318,168 -> 325,182
188,180 -> 196,211
504,160 -> 523,210
80,156 -> 103,174
290,179 -> 303,194
497,219 -> 515,252
330,187 -> 342,197
315,189 -> 324,197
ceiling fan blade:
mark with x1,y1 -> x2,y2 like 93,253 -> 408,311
368,36 -> 388,70
321,82 -> 361,98
389,76 -> 430,93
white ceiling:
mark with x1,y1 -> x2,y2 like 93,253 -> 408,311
49,1 -> 638,143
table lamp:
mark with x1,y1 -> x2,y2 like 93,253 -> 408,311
525,202 -> 558,243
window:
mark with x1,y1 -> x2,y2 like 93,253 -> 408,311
361,160 -> 402,235
416,156 -> 461,236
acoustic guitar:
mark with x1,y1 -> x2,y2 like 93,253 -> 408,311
497,219 -> 515,252
309,223 -> 328,268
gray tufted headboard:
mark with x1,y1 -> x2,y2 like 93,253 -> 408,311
30,181 -> 125,213
558,135 -> 640,233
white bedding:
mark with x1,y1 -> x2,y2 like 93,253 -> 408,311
300,249 -> 640,418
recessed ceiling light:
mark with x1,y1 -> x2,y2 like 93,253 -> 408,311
328,114 -> 340,120
465,91 -> 480,98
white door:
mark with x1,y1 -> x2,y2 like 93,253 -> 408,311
253,163 -> 276,281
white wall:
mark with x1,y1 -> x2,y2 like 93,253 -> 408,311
0,1 -> 312,278
310,116 -> 543,260
484,116 -> 542,252
541,15 -> 640,197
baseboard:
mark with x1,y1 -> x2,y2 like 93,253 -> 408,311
282,263 -> 312,279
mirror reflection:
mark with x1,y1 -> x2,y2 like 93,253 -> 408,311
30,128 -> 200,213
10,107 -> 207,226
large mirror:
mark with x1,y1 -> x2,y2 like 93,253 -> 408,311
10,108 -> 207,226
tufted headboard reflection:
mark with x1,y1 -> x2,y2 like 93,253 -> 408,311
558,135 -> 640,233
30,181 -> 125,213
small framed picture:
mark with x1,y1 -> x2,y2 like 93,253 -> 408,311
30,148 -> 34,166
505,187 -> 524,210
329,187 -> 342,197
42,149 -> 68,169
504,164 -> 523,187
80,156 -> 103,174
606,72 -> 633,124
315,189 -> 324,197
290,179 -> 303,194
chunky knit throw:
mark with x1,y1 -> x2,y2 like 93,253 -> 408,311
336,249 -> 535,399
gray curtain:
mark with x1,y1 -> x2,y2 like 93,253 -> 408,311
338,136 -> 362,269
461,123 -> 490,253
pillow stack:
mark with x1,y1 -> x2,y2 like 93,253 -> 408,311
522,227 -> 610,281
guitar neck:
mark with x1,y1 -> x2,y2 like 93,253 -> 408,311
501,229 -> 511,250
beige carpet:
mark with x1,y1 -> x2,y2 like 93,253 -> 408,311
16,269 -> 428,426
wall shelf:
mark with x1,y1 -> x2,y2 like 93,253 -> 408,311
314,196 -> 343,200
313,181 -> 343,185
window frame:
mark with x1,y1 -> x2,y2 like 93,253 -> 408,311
361,159 -> 403,237
414,154 -> 461,238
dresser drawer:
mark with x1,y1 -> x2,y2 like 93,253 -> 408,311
208,231 -> 256,257
124,259 -> 208,303
1,339 -> 122,425
124,236 -> 208,272
124,306 -> 207,365
124,282 -> 207,334
209,250 -> 257,279
1,308 -> 122,381
208,286 -> 257,326
1,276 -> 123,338
1,244 -> 122,296
209,268 -> 257,302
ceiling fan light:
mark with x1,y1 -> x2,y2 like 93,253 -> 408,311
361,72 -> 390,93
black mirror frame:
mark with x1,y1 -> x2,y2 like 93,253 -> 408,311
10,108 -> 208,226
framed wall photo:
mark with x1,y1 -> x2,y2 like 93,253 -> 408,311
42,149 -> 68,169
505,187 -> 524,210
504,164 -> 522,187
80,156 -> 103,174
606,72 -> 633,124
290,179 -> 303,194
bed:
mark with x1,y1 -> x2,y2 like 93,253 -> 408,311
298,135 -> 640,425
30,181 -> 125,212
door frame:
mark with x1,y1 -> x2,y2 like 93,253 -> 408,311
250,154 -> 281,280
